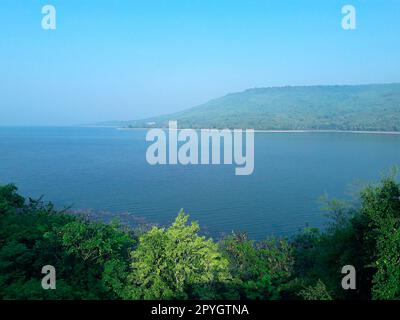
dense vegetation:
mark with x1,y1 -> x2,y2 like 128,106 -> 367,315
113,83 -> 400,131
1,173 -> 400,300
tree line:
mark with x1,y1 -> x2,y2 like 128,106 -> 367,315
0,173 -> 399,299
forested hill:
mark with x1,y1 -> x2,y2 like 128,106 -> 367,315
116,83 -> 400,131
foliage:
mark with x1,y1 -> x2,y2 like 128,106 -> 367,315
220,233 -> 294,299
0,188 -> 134,299
299,280 -> 332,300
292,203 -> 372,299
125,210 -> 233,299
360,176 -> 400,299
292,173 -> 400,300
0,184 -> 24,214
1,173 -> 400,300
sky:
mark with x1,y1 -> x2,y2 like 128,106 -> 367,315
0,0 -> 399,126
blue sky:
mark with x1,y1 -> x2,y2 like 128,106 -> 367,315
1,0 -> 399,125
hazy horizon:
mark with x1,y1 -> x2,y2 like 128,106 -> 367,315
1,0 -> 400,126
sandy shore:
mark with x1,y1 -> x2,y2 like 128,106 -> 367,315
117,127 -> 400,135
253,129 -> 400,135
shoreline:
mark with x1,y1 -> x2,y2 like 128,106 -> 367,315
116,127 -> 400,135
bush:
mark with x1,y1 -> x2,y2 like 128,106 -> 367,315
125,211 -> 233,299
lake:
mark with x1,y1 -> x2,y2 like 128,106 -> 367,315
0,126 -> 399,239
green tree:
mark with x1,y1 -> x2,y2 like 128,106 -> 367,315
0,184 -> 135,299
48,219 -> 135,298
221,232 -> 294,299
0,184 -> 24,214
360,176 -> 400,299
299,280 -> 332,300
125,210 -> 233,299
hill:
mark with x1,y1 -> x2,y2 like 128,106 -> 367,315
112,83 -> 400,131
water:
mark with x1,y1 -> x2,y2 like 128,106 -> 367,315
0,126 -> 399,239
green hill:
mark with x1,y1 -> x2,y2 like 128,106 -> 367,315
123,83 -> 400,131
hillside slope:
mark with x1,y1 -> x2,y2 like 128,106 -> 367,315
122,83 -> 400,131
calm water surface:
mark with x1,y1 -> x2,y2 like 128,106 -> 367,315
0,127 -> 399,239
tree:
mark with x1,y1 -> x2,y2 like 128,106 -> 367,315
221,232 -> 294,299
125,210 -> 233,299
360,175 -> 400,299
0,184 -> 135,299
0,184 -> 24,214
49,219 -> 135,298
299,280 -> 332,300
